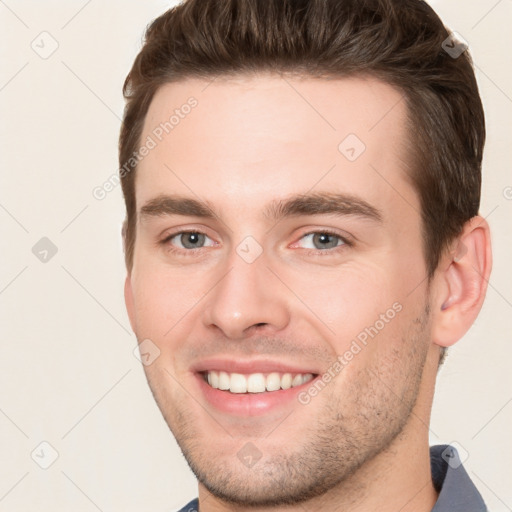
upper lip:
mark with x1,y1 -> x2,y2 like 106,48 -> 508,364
192,358 -> 320,375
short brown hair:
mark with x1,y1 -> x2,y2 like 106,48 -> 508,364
119,0 -> 485,278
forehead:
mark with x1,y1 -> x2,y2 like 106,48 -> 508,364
136,74 -> 416,221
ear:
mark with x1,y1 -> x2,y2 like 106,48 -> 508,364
121,218 -> 137,333
124,274 -> 137,333
431,216 -> 492,347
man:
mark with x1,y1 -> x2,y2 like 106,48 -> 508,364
120,0 -> 492,510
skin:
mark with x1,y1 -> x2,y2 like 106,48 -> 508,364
124,74 -> 492,511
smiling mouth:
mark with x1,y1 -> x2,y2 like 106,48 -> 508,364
201,370 -> 317,394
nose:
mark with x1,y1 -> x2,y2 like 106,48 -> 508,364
201,251 -> 291,339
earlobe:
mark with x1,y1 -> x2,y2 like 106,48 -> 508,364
124,274 -> 137,334
432,216 -> 492,347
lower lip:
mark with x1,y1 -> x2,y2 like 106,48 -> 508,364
195,373 -> 319,416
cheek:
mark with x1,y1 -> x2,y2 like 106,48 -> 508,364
282,261 -> 399,333
280,256 -> 421,367
130,264 -> 205,339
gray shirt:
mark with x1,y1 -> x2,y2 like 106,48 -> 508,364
430,444 -> 487,511
176,444 -> 487,511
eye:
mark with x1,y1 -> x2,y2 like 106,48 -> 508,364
297,231 -> 347,250
165,231 -> 216,250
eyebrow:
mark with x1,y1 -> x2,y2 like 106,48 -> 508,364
139,192 -> 383,223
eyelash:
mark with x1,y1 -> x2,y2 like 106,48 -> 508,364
292,229 -> 352,256
159,230 -> 216,258
159,229 -> 352,256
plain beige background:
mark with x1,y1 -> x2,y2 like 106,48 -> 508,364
1,1 -> 511,510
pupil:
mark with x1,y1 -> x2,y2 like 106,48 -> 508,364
313,233 -> 337,249
182,232 -> 204,248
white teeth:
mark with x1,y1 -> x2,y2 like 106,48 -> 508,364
302,373 -> 314,384
292,374 -> 303,387
281,373 -> 292,390
247,373 -> 266,393
207,371 -> 219,388
218,371 -> 230,390
266,372 -> 281,391
204,371 -> 315,394
229,373 -> 247,393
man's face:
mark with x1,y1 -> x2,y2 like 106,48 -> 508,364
125,75 -> 436,506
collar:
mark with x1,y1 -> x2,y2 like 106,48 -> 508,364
430,444 -> 487,511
